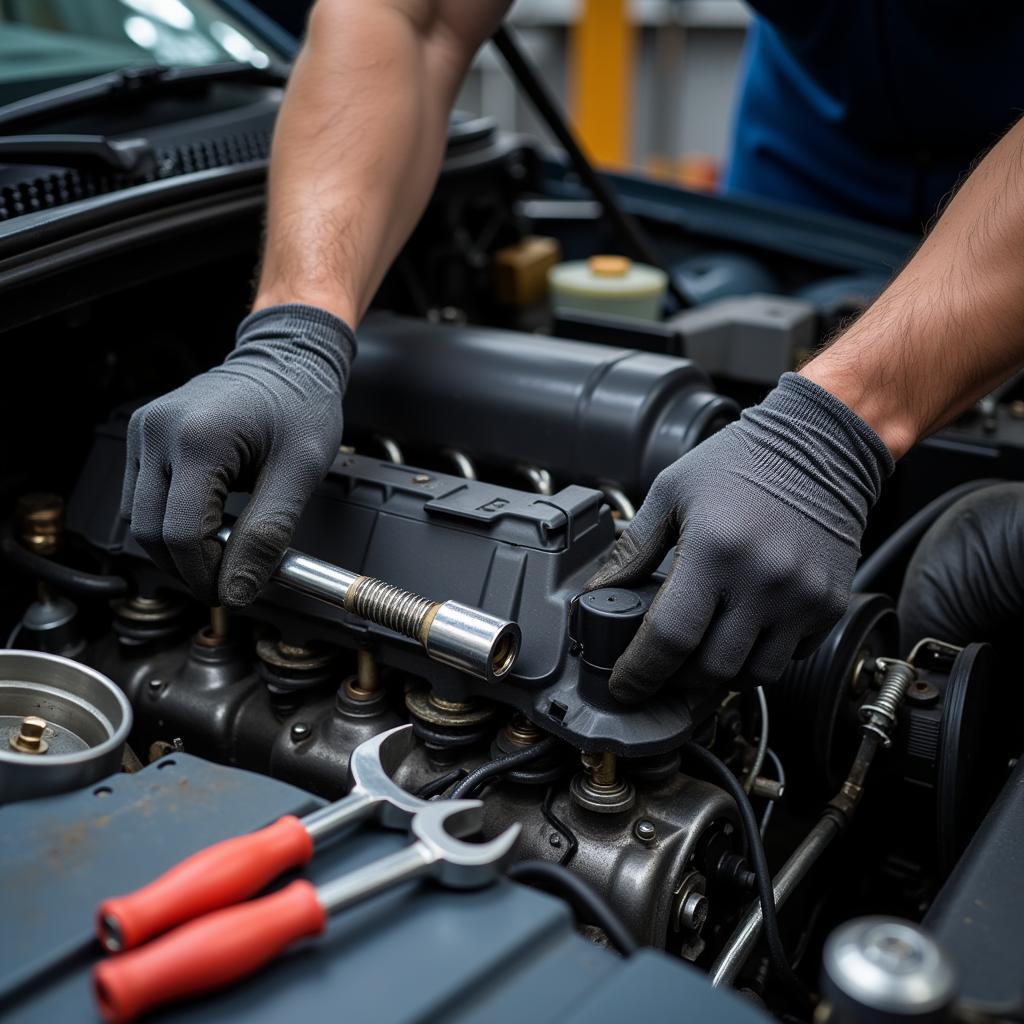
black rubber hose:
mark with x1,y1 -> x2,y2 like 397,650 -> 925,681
415,768 -> 467,799
897,481 -> 1024,651
491,26 -> 689,310
683,741 -> 811,1005
852,479 -> 1000,592
506,859 -> 638,957
1,524 -> 128,597
449,738 -> 559,799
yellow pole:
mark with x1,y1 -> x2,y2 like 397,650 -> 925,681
571,0 -> 633,169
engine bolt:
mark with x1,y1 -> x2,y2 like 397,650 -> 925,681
572,750 -> 636,814
344,649 -> 382,703
581,751 -> 618,789
148,678 -> 164,693
209,606 -> 229,640
16,493 -> 64,557
412,474 -> 431,484
290,722 -> 312,743
10,715 -> 48,755
634,819 -> 657,844
503,711 -> 543,748
679,891 -> 709,932
549,832 -> 562,848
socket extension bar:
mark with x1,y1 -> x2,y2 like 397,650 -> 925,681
217,528 -> 521,683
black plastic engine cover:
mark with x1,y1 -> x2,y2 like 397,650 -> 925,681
345,313 -> 737,500
69,423 -> 712,754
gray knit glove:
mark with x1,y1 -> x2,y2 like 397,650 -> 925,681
585,372 -> 893,703
120,304 -> 355,608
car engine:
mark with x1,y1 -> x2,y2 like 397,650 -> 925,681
2,75 -> 1024,1024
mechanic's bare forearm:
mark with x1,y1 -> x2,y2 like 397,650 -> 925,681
254,0 -> 508,325
801,114 -> 1024,459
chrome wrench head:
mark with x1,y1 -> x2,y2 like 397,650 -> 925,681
346,723 -> 426,828
410,800 -> 521,889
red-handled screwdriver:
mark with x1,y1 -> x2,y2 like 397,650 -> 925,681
94,801 -> 520,1023
96,724 -> 423,952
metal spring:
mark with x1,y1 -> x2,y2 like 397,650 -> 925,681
862,660 -> 915,724
347,577 -> 435,641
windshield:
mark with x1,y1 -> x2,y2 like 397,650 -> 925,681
0,0 -> 281,106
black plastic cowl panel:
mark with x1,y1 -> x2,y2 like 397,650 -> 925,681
69,427 -> 710,754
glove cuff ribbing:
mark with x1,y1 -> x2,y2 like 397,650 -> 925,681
236,303 -> 356,359
775,372 -> 895,478
735,371 -> 895,544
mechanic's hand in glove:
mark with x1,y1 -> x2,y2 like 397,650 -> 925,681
584,372 -> 893,703
120,304 -> 355,608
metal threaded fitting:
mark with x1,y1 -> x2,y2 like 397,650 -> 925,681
16,493 -> 64,557
860,659 -> 916,746
345,577 -> 437,643
10,715 -> 49,755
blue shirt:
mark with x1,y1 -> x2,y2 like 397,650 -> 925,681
724,2 -> 1024,232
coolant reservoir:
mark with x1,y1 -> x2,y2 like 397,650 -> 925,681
548,254 -> 667,321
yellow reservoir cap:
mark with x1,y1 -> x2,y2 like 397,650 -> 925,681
588,254 -> 632,277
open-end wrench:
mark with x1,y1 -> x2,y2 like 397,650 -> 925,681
97,724 -> 426,952
94,800 -> 520,1023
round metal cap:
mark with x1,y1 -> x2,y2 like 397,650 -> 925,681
0,650 -> 132,804
823,917 -> 956,1020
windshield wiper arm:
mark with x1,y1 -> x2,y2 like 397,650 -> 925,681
0,134 -> 157,175
0,62 -> 287,132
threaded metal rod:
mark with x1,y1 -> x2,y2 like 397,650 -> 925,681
345,577 -> 436,642
215,528 -> 521,682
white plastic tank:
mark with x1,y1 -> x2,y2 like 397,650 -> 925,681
548,254 -> 668,321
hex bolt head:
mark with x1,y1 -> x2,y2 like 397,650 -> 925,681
10,715 -> 48,755
20,716 -> 45,740
549,832 -> 562,848
412,474 -> 431,484
290,722 -> 312,743
634,819 -> 657,844
147,678 -> 165,693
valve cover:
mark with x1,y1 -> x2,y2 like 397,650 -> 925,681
69,422 -> 718,754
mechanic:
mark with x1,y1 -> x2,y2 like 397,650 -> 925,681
725,3 -> 1024,233
119,0 -> 1024,705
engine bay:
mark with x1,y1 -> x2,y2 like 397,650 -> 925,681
2,83 -> 1024,1023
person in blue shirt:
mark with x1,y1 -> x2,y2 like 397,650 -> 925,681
122,1 -> 1024,701
725,2 -> 1024,232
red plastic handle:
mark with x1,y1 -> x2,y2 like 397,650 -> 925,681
94,879 -> 326,1022
97,815 -> 313,950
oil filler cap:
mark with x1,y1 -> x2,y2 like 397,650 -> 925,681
575,588 -> 647,671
